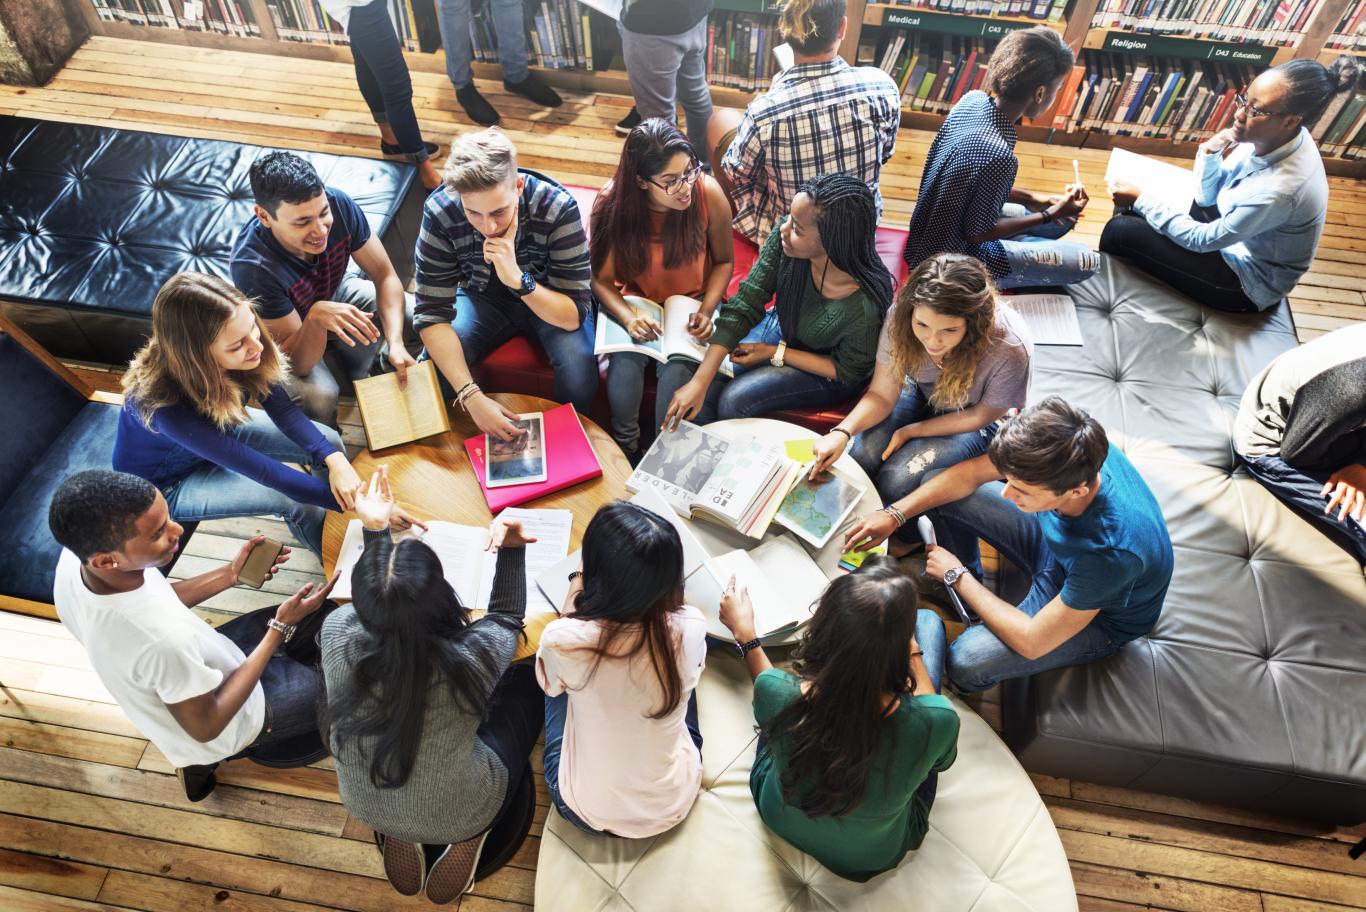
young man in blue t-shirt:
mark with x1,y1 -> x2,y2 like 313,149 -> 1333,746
844,396 -> 1174,692
230,152 -> 419,424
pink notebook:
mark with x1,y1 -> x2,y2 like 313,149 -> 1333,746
464,403 -> 603,511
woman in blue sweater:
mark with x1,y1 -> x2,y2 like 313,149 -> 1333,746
114,273 -> 408,555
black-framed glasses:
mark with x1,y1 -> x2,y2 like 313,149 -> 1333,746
1235,92 -> 1288,118
649,160 -> 703,196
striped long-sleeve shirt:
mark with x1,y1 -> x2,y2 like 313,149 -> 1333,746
721,58 -> 901,244
413,170 -> 592,328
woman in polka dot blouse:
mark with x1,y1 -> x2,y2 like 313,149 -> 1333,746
903,27 -> 1099,290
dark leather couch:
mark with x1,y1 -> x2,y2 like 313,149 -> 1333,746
0,116 -> 420,364
0,331 -> 121,605
1002,255 -> 1366,826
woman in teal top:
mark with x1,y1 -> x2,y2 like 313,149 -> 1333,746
659,173 -> 893,429
717,557 -> 961,882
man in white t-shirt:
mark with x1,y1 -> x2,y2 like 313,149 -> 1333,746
49,470 -> 339,801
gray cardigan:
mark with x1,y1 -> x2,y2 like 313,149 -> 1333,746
321,534 -> 527,844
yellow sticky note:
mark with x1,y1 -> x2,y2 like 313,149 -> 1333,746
785,439 -> 816,463
839,542 -> 888,570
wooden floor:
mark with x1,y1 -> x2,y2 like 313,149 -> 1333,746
2,36 -> 1365,912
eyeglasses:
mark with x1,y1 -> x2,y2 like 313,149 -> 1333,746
649,161 -> 703,196
1234,93 -> 1288,119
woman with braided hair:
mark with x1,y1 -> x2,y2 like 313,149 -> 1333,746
659,173 -> 892,428
812,254 -> 1033,555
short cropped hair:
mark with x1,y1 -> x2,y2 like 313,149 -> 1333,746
985,27 -> 1074,104
444,127 -> 518,194
49,470 -> 158,562
249,151 -> 325,218
988,397 -> 1108,494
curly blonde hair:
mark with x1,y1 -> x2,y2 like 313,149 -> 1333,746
122,272 -> 287,430
888,254 -> 1001,411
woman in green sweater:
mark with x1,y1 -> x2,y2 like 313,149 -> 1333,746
718,557 -> 961,882
659,173 -> 893,428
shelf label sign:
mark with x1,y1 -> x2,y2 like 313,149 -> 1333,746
1100,31 -> 1276,66
882,10 -> 1035,38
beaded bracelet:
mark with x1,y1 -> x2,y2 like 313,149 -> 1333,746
881,504 -> 908,527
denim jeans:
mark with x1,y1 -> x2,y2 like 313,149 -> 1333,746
1099,209 -> 1259,313
848,385 -> 998,506
926,475 -> 1122,693
542,690 -> 703,835
347,0 -> 429,162
437,0 -> 528,88
450,287 -> 599,413
162,408 -> 344,557
618,18 -> 713,158
217,600 -> 335,764
472,663 -> 546,848
996,203 -> 1100,290
654,312 -> 866,425
1241,453 -> 1366,563
283,275 -> 419,425
605,351 -> 666,452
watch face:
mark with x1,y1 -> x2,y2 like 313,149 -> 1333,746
519,272 -> 535,295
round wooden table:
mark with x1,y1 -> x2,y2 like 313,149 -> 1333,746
322,394 -> 632,575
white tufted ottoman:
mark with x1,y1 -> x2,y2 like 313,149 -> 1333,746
535,653 -> 1077,911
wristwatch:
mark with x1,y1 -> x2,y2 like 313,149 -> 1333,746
513,270 -> 537,297
735,637 -> 762,658
770,340 -> 787,368
943,565 -> 971,588
267,617 -> 297,642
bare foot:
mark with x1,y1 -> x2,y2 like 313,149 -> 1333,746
418,160 -> 442,191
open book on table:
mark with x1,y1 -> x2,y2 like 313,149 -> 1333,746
627,421 -> 798,539
594,294 -> 733,378
351,360 -> 451,451
685,535 -> 830,638
331,509 -> 572,618
1104,147 -> 1196,210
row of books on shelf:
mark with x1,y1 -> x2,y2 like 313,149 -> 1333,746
1325,0 -> 1365,49
707,11 -> 784,92
1046,51 -> 1366,154
269,0 -> 421,49
90,0 -> 261,35
877,0 -> 1069,22
469,0 -> 599,69
1090,0 -> 1325,46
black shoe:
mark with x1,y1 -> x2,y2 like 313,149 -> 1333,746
176,763 -> 219,802
504,72 -> 562,108
615,106 -> 642,137
380,140 -> 440,157
456,83 -> 500,126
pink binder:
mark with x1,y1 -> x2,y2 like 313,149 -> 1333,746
464,403 -> 603,511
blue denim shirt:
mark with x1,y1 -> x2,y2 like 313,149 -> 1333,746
1133,128 -> 1327,310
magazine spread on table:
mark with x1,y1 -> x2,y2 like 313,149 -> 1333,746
594,294 -> 734,377
626,421 -> 795,538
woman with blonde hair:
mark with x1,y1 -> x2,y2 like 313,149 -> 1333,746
812,254 -> 1032,553
113,272 -> 396,556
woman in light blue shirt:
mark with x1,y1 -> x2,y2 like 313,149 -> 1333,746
1101,55 -> 1359,313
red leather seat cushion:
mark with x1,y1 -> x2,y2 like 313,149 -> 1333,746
476,185 -> 909,435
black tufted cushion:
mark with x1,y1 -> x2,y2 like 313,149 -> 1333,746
1001,255 -> 1366,826
0,116 -> 420,363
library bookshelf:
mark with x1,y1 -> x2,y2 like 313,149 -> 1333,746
72,0 -> 1366,176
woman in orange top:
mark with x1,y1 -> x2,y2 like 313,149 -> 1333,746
591,118 -> 734,463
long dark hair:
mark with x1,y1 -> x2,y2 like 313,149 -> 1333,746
591,118 -> 707,281
775,173 -> 893,340
566,502 -> 687,718
326,536 -> 513,789
762,557 -> 918,818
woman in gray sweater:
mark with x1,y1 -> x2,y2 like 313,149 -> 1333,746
320,468 -> 542,904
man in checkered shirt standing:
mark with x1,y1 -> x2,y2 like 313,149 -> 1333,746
707,0 -> 901,245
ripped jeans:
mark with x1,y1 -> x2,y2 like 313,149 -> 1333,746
995,203 -> 1099,289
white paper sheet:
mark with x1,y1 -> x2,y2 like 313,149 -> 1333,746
478,508 -> 573,615
1007,293 -> 1084,346
1104,147 -> 1196,208
332,519 -> 485,607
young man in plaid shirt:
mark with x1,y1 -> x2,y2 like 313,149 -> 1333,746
707,0 -> 901,245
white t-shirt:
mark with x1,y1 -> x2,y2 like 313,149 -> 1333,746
317,0 -> 373,29
53,549 -> 265,768
536,605 -> 708,838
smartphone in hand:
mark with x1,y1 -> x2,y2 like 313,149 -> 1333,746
237,538 -> 284,589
